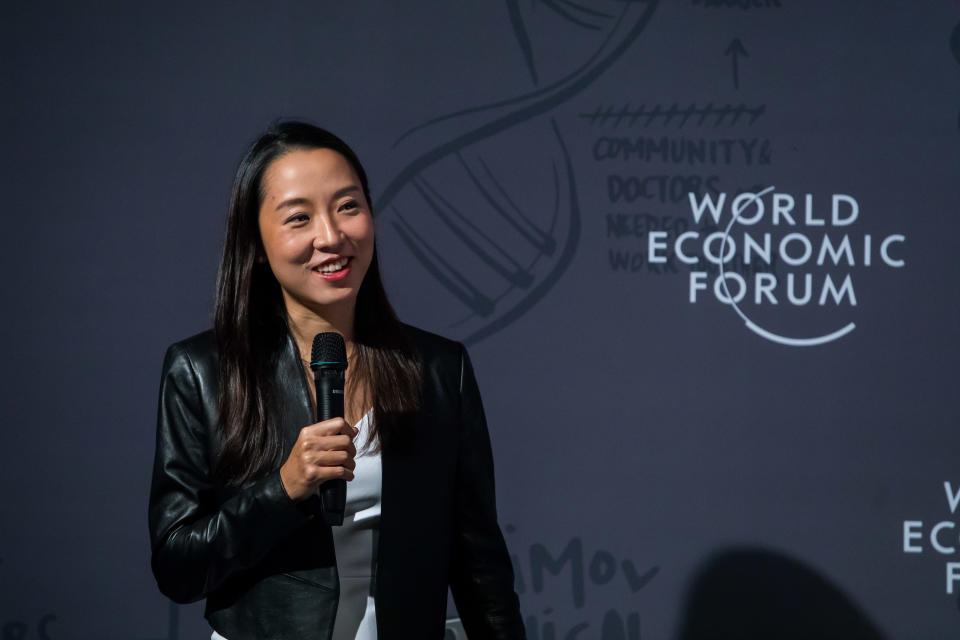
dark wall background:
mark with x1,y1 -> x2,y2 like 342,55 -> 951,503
2,1 -> 958,638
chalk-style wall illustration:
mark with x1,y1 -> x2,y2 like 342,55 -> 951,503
378,0 -> 658,343
1,3 -> 958,639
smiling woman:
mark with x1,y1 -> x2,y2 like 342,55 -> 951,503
147,121 -> 526,639
258,148 -> 375,319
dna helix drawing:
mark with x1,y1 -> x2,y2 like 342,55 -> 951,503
375,0 -> 660,344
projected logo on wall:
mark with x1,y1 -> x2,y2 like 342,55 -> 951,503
903,482 -> 960,597
645,186 -> 907,346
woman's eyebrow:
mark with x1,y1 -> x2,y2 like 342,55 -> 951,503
275,197 -> 312,211
330,185 -> 360,200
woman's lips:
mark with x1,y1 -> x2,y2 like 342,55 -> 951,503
313,257 -> 352,280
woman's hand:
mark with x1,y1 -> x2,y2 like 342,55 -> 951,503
279,417 -> 359,502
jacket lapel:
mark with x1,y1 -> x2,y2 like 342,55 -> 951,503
275,331 -> 315,451
274,330 -> 329,520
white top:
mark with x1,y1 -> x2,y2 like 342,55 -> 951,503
212,408 -> 380,640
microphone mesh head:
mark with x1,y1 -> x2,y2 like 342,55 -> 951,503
311,332 -> 347,368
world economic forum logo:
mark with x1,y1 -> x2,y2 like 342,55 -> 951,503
644,186 -> 906,346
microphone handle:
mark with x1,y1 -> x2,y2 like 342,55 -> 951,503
315,367 -> 346,526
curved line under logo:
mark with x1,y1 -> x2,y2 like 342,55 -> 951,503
717,186 -> 857,347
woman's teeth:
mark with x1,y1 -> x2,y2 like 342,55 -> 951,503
317,257 -> 349,273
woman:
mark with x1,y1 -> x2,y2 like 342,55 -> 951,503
148,121 -> 525,639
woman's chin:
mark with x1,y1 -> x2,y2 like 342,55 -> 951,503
311,289 -> 362,311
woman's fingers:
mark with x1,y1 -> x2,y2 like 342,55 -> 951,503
300,433 -> 354,452
304,417 -> 360,438
299,424 -> 358,474
310,448 -> 353,466
308,463 -> 354,481
280,417 -> 361,500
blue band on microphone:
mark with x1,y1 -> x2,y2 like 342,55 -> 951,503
310,360 -> 346,366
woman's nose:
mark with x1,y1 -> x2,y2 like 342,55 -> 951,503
312,215 -> 344,251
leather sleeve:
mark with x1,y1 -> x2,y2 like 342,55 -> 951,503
148,342 -> 311,604
448,344 -> 527,638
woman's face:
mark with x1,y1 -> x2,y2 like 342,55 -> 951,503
257,148 -> 374,317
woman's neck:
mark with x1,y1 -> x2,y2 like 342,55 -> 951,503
283,295 -> 370,422
283,295 -> 356,364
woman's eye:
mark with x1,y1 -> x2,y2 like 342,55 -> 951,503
339,200 -> 359,213
285,213 -> 309,224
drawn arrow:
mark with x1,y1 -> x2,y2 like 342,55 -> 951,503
725,37 -> 748,90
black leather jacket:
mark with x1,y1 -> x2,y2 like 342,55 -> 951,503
148,324 -> 525,639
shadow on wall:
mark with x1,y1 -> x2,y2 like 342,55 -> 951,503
676,548 -> 887,640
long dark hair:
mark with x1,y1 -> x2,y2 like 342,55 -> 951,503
213,121 -> 421,485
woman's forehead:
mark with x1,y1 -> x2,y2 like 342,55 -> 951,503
262,148 -> 360,201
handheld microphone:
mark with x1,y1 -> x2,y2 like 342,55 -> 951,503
310,332 -> 347,526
